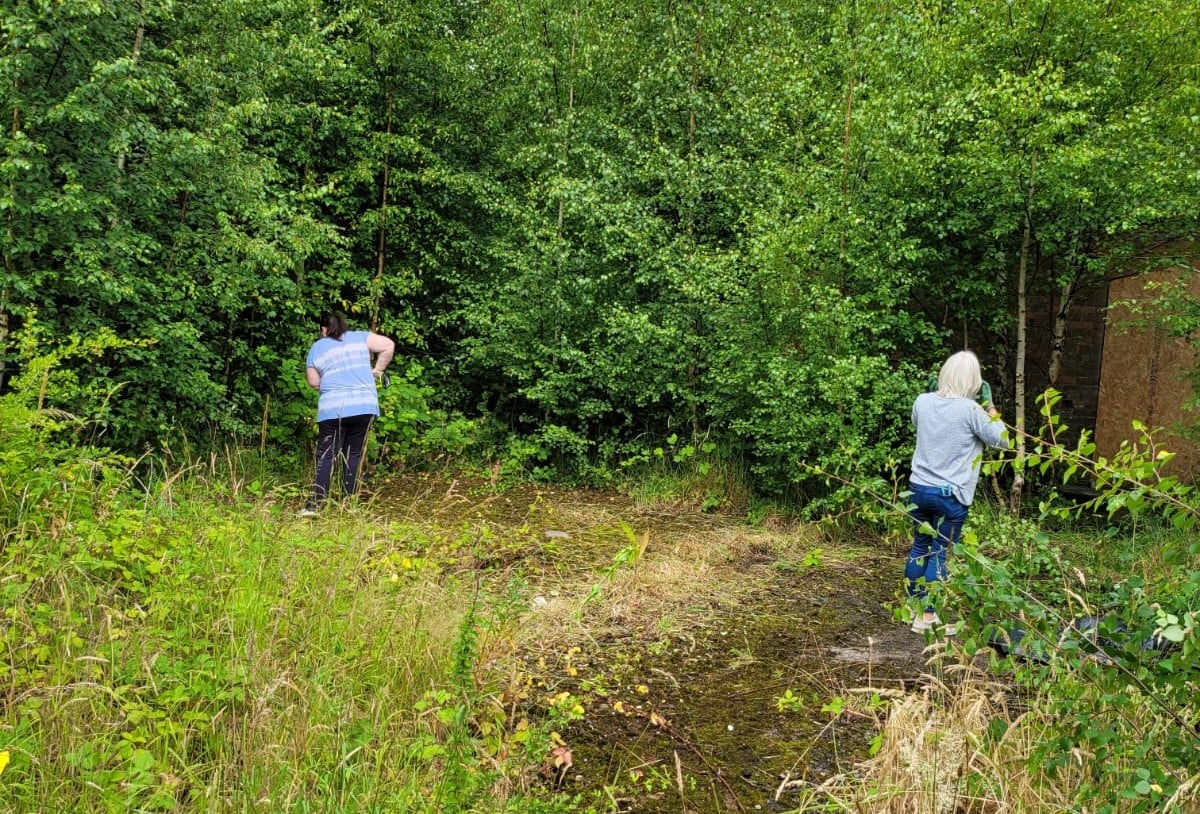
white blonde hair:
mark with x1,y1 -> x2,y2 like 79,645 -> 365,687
937,350 -> 983,400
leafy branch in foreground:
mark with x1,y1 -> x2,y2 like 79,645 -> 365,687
952,389 -> 1200,812
833,387 -> 1200,812
1011,388 -> 1198,532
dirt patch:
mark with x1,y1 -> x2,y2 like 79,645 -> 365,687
375,474 -> 940,813
545,562 -> 935,813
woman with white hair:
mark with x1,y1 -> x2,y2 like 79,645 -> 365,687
906,350 -> 1008,633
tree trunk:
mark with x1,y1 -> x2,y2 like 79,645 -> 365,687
3,90 -> 19,389
1008,150 -> 1037,513
1047,269 -> 1076,385
0,288 -> 8,392
372,95 -> 393,331
116,1 -> 146,175
839,3 -> 856,254
687,5 -> 702,228
554,4 -> 579,239
687,6 -> 703,440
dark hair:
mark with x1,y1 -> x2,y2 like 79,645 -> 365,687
319,312 -> 350,340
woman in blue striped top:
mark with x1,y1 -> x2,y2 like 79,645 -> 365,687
299,312 -> 394,515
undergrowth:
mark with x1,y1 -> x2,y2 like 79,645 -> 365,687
0,397 -> 581,813
801,390 -> 1200,814
5,336 -> 1199,814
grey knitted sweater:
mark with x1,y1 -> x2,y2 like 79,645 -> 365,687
910,393 -> 1008,506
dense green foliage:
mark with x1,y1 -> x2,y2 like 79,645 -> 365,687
3,0 -> 1199,497
4,354 -> 1199,812
6,5 -> 1200,806
942,395 -> 1200,811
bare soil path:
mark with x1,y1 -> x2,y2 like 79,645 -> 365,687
377,474 -> 938,813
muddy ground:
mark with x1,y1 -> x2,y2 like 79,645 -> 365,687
377,474 -> 948,814
552,571 -> 934,813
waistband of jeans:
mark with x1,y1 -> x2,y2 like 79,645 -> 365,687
912,482 -> 955,496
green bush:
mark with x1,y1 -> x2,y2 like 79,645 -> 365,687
946,393 -> 1200,811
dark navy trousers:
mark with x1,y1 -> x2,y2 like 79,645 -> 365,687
905,483 -> 968,609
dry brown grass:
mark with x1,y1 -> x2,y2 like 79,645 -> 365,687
781,645 -> 1200,814
780,648 -> 1010,814
373,472 -> 841,660
510,499 -> 831,650
853,653 -> 1004,813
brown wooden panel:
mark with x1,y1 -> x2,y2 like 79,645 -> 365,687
1097,270 -> 1200,478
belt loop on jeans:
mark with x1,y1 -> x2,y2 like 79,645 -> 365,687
939,483 -> 953,498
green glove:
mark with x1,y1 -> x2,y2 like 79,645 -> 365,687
977,380 -> 993,408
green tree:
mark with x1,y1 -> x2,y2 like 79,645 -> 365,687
846,0 -> 1200,499
1,1 -> 340,445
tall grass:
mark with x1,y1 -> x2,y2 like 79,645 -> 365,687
0,429 -> 565,812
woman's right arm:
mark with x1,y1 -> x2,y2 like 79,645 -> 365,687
366,332 -> 395,377
975,405 -> 1008,448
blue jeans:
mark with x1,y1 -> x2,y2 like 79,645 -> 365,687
905,483 -> 968,609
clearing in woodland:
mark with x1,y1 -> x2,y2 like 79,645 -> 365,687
373,473 -> 956,813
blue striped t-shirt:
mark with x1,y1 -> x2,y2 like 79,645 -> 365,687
306,331 -> 379,422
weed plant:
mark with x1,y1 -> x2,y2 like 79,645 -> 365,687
822,391 -> 1200,813
962,397 -> 1198,811
617,434 -> 753,516
0,398 -> 578,812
